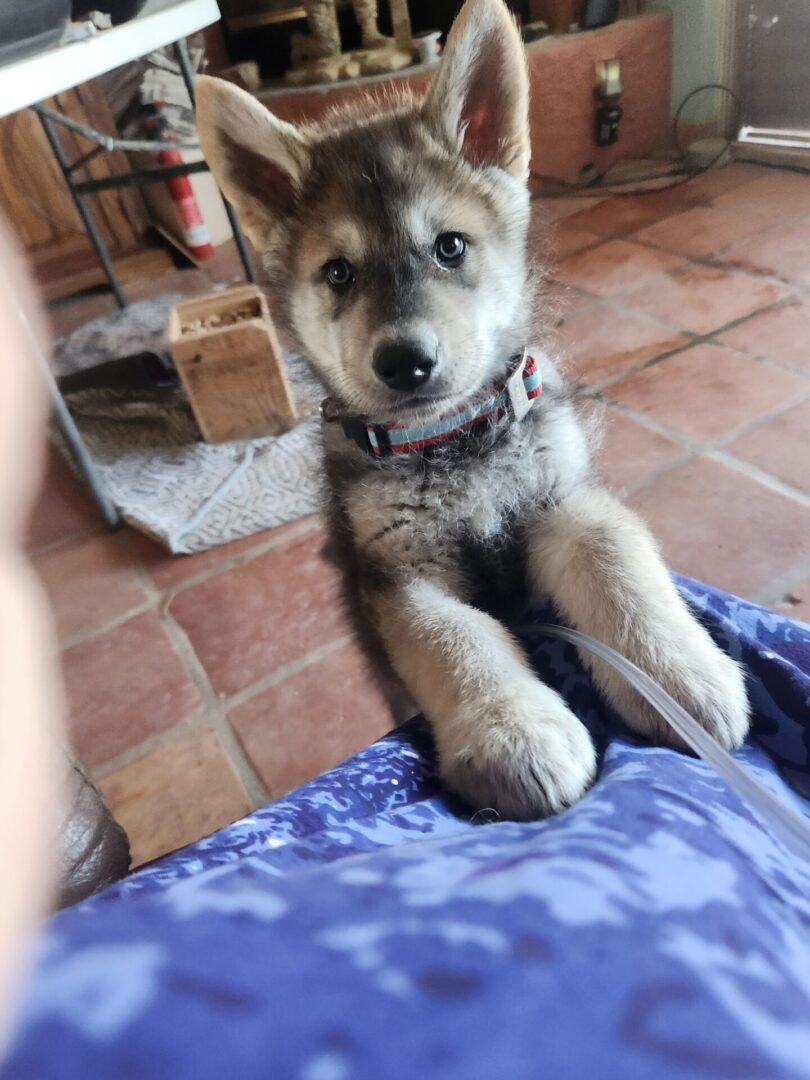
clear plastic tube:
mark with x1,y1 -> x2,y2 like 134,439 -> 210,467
529,623 -> 810,863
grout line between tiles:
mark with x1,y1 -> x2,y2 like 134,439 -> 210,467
58,599 -> 156,651
553,289 -> 810,401
706,451 -> 810,509
28,524 -> 106,561
91,718 -> 205,781
552,233 -> 810,341
135,515 -> 323,597
598,386 -> 810,458
157,609 -> 270,809
708,390 -> 810,450
58,516 -> 323,651
551,237 -> 605,262
751,558 -> 810,611
635,216 -> 810,278
572,337 -> 700,396
609,450 -> 697,501
119,528 -> 168,601
593,393 -> 810,509
587,397 -> 699,452
627,204 -> 810,263
553,261 -> 685,308
588,288 -> 804,368
221,634 -> 353,713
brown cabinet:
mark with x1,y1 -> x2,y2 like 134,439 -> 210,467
0,79 -> 155,300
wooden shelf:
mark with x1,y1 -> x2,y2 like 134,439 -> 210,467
224,0 -> 352,33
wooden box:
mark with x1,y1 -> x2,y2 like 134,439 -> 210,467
168,286 -> 298,443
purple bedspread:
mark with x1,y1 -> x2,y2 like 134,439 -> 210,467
3,575 -> 810,1080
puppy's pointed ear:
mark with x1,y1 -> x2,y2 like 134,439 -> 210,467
195,76 -> 310,248
421,0 -> 530,181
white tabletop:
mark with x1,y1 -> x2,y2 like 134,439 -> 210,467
0,0 -> 220,118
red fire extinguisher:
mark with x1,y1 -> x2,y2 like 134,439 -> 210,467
157,147 -> 214,261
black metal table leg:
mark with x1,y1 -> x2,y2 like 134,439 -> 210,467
35,106 -> 127,309
218,186 -> 259,285
173,37 -> 257,285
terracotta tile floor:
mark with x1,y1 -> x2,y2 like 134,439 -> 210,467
32,162 -> 810,867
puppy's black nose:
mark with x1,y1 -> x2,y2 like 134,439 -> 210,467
373,342 -> 435,393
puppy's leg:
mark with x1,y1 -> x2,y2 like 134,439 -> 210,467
527,487 -> 749,749
367,576 -> 596,819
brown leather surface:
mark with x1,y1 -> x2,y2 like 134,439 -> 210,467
57,757 -> 130,910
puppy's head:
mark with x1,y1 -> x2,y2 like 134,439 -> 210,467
196,0 -> 533,421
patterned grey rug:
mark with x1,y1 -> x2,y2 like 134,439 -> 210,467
54,295 -> 324,554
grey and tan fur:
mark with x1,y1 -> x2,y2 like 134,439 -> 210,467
196,0 -> 749,819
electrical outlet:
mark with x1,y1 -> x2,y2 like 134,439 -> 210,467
595,57 -> 623,146
596,58 -> 622,97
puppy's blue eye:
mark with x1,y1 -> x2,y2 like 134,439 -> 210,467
324,258 -> 355,292
434,232 -> 466,267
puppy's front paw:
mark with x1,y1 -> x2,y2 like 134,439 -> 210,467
438,681 -> 597,820
658,644 -> 750,752
603,629 -> 750,752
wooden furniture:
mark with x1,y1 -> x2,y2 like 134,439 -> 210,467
0,82 -> 161,302
169,286 -> 299,443
0,0 -> 252,308
528,0 -> 582,33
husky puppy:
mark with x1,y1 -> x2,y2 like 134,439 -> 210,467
195,0 -> 749,819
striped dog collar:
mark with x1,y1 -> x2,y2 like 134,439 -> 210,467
322,349 -> 543,458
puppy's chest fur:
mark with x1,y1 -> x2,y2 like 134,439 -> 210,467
324,386 -> 591,618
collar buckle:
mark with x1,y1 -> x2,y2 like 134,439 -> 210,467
506,349 -> 533,422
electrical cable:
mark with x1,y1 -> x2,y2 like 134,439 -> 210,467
531,82 -> 742,200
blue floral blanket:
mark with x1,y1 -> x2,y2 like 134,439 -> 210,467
4,576 -> 810,1080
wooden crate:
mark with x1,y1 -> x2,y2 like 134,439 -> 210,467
168,286 -> 298,443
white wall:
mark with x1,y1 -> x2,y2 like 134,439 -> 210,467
646,0 -> 724,118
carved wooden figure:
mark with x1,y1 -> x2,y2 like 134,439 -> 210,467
287,0 -> 414,84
